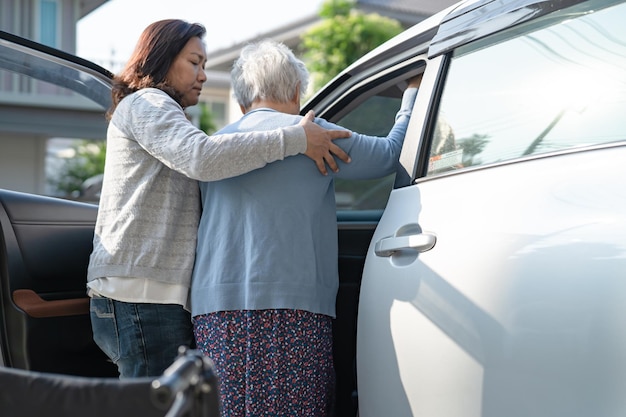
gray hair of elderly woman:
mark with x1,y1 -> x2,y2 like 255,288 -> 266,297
231,39 -> 310,110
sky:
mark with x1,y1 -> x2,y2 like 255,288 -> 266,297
77,0 -> 325,67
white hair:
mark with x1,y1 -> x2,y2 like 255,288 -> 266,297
231,39 -> 310,109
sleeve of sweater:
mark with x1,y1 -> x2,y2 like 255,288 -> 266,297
318,87 -> 419,180
121,89 -> 307,181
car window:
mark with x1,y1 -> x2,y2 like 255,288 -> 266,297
426,0 -> 626,176
0,34 -> 112,108
0,35 -> 110,198
333,94 -> 402,211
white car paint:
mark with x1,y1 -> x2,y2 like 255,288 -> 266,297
358,146 -> 626,416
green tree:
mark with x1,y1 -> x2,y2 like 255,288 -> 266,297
49,139 -> 106,197
301,0 -> 404,91
199,102 -> 217,135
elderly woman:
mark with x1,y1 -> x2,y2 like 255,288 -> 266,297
191,39 -> 421,416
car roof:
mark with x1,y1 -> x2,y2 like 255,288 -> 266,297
306,0 -> 598,108
429,0 -> 594,57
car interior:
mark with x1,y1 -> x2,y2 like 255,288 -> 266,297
0,189 -> 117,377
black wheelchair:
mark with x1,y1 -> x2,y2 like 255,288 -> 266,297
0,347 -> 219,417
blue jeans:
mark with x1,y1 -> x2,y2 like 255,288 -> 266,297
89,297 -> 194,378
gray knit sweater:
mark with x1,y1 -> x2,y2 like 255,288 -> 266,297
87,88 -> 306,287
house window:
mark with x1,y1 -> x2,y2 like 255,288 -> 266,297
39,0 -> 58,47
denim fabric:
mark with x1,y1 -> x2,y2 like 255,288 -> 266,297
90,297 -> 194,378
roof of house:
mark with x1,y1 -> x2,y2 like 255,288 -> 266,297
80,0 -> 109,19
204,0 -> 459,74
205,15 -> 320,73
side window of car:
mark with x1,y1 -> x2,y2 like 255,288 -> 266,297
426,0 -> 626,176
333,94 -> 403,211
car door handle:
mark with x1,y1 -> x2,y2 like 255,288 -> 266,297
374,233 -> 436,257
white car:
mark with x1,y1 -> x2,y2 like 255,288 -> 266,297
304,0 -> 626,415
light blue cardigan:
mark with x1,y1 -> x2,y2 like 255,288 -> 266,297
191,87 -> 418,318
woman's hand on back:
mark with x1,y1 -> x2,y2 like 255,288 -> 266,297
299,110 -> 351,175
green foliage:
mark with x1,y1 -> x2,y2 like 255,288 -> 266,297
49,140 -> 106,196
199,103 -> 217,135
301,0 -> 404,91
318,0 -> 353,17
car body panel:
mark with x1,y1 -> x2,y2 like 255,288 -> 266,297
358,146 -> 626,416
353,0 -> 626,415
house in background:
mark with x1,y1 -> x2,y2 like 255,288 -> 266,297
0,0 -> 108,195
0,0 -> 457,197
203,0 -> 458,128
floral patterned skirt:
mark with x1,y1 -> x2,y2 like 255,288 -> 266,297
193,309 -> 336,417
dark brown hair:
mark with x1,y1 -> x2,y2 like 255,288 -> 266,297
106,19 -> 206,120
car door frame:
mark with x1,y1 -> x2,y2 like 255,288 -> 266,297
302,34 -> 434,414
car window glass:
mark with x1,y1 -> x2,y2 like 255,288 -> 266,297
426,0 -> 626,175
0,40 -> 112,108
334,95 -> 401,211
0,41 -> 110,199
